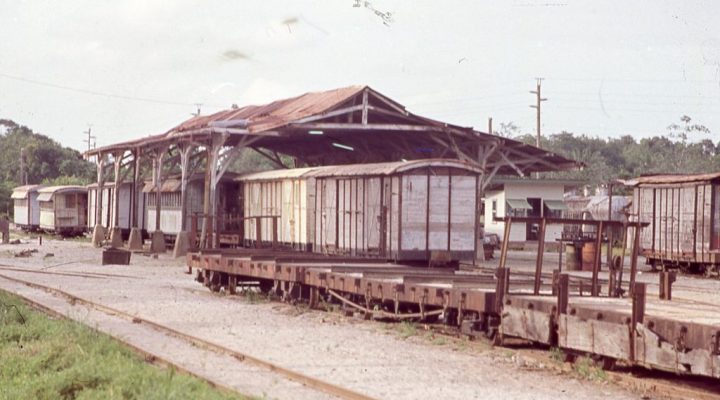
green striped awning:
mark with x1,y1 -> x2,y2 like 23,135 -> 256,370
506,198 -> 532,209
544,200 -> 567,210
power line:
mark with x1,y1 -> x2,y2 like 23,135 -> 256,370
0,71 -> 223,108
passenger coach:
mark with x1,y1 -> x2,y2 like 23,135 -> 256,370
11,184 -> 44,231
37,186 -> 88,236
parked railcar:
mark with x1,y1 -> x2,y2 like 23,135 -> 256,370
626,172 -> 720,273
11,184 -> 44,231
143,174 -> 239,236
87,182 -> 143,237
37,186 -> 88,236
238,159 -> 482,263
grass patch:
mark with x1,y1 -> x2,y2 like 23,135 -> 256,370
397,321 -> 417,339
573,356 -> 608,382
0,290 -> 245,400
549,346 -> 565,363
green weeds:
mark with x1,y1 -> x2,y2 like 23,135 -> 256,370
0,290 -> 245,400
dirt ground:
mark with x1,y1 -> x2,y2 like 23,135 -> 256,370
0,237 -> 669,399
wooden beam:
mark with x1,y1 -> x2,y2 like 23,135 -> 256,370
291,123 -> 440,131
252,147 -> 289,169
179,143 -> 193,231
292,105 -> 364,124
368,90 -> 409,115
361,89 -> 369,124
214,135 -> 263,186
498,151 -> 526,177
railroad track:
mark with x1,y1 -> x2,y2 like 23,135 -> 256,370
0,271 -> 375,400
0,264 -> 142,280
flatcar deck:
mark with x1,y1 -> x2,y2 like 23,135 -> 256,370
189,249 -> 720,380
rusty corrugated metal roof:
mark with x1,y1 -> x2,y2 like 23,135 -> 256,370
171,86 -> 366,135
85,85 -> 582,175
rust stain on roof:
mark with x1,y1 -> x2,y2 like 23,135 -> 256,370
172,85 -> 366,134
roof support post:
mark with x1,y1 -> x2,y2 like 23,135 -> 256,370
127,149 -> 143,251
109,150 -> 125,248
91,153 -> 107,247
200,134 -> 226,249
173,143 -> 194,257
150,147 -> 167,253
179,144 -> 193,232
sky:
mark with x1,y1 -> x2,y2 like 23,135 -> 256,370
1,0 -> 719,152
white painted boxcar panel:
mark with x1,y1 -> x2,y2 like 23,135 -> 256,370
449,175 -> 477,252
428,175 -> 449,251
401,174 -> 428,252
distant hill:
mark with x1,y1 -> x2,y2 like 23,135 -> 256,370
0,119 -> 93,217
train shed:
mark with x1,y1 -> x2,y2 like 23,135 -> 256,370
84,85 -> 581,256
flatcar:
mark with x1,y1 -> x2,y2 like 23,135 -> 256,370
626,172 -> 720,274
238,159 -> 481,263
37,186 -> 88,236
87,182 -> 143,237
10,184 -> 44,231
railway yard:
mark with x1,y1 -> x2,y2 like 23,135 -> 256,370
1,237 -> 719,400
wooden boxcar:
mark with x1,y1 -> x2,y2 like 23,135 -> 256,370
37,186 -> 88,236
11,184 -> 44,231
627,173 -> 720,273
87,182 -> 143,236
238,159 -> 481,262
143,174 -> 239,236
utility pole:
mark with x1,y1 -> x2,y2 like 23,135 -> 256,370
529,78 -> 547,149
192,103 -> 202,117
83,124 -> 96,162
83,125 -> 95,152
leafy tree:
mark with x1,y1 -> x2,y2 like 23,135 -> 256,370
0,119 -> 94,217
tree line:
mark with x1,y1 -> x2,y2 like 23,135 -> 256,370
0,119 -> 94,217
507,115 -> 717,185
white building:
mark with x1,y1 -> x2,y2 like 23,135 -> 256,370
482,178 -> 581,243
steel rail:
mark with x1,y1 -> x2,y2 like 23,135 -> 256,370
0,272 -> 376,400
0,264 -> 142,280
0,287 -> 243,398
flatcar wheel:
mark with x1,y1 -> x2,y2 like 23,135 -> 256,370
600,356 -> 616,370
258,279 -> 274,294
208,271 -> 222,293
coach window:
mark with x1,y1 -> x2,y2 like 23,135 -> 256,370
66,194 -> 76,209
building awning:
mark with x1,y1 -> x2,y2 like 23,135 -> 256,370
37,193 -> 54,202
506,198 -> 532,209
544,200 -> 568,211
142,180 -> 182,193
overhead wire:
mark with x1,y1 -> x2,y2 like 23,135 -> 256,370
0,71 -> 225,109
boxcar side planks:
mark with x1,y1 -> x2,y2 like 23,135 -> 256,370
627,173 -> 720,273
238,159 -> 482,263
